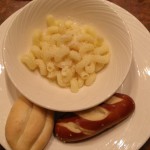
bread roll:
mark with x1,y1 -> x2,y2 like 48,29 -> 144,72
5,97 -> 54,150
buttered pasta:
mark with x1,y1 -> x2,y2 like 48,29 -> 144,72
21,14 -> 111,93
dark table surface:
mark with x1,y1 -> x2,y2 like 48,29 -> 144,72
0,0 -> 150,150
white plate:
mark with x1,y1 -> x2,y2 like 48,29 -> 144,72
0,1 -> 150,150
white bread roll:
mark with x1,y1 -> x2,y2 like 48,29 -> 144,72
5,97 -> 54,150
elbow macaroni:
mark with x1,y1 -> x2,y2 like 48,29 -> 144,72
21,14 -> 111,93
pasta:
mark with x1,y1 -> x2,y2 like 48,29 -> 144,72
57,71 -> 69,87
69,50 -> 81,62
35,59 -> 47,76
85,73 -> 96,86
21,52 -> 37,70
78,77 -> 84,88
85,62 -> 95,74
70,78 -> 79,93
47,71 -> 57,79
21,14 -> 111,93
30,45 -> 41,59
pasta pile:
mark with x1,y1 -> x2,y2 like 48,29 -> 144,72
21,15 -> 110,93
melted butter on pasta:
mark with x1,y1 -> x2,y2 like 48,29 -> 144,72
21,14 -> 110,93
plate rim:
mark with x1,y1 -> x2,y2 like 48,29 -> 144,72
0,1 -> 150,150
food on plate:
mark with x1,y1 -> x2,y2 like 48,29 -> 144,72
54,93 -> 135,142
4,93 -> 135,149
5,97 -> 54,150
21,14 -> 110,93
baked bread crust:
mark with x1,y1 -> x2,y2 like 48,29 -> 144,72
5,97 -> 54,150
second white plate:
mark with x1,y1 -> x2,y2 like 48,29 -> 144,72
0,1 -> 150,150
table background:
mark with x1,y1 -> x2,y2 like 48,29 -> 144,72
0,0 -> 150,150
